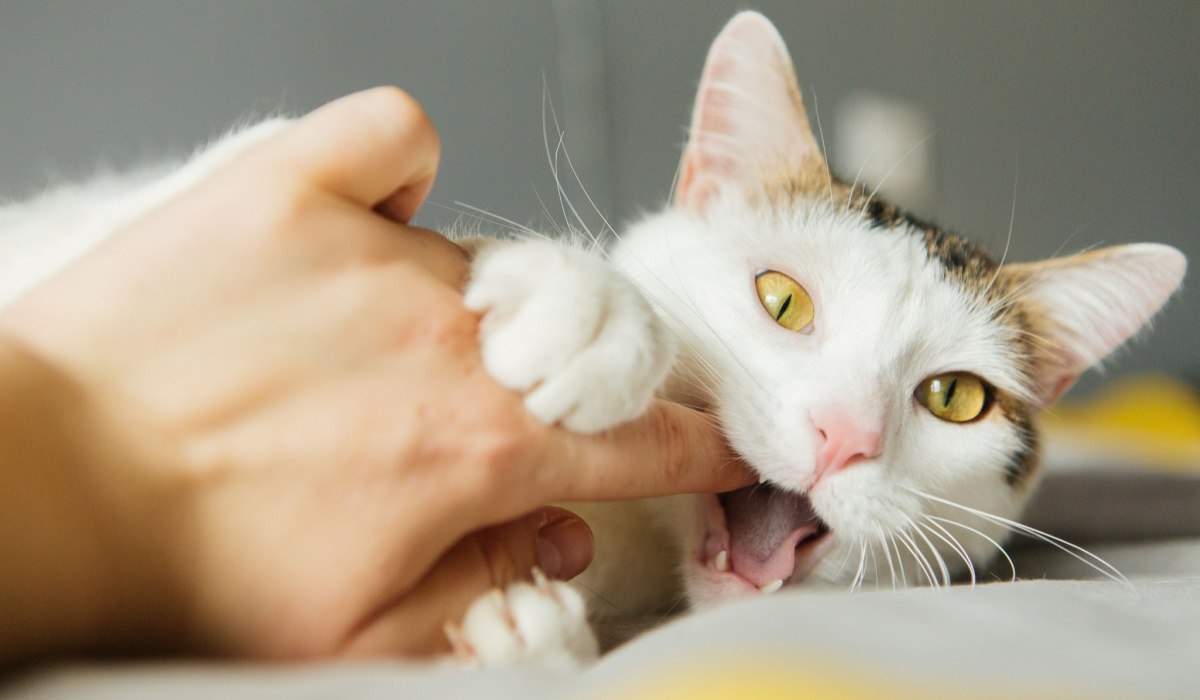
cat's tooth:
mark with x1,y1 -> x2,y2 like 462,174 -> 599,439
714,550 -> 730,572
758,579 -> 784,594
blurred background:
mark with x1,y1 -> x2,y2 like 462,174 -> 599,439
0,1 -> 1195,395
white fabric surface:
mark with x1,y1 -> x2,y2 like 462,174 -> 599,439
6,570 -> 1199,699
6,464 -> 1199,698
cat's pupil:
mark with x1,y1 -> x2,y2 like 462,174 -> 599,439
943,378 -> 958,408
774,294 -> 793,321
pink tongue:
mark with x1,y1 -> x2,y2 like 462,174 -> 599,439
722,485 -> 820,587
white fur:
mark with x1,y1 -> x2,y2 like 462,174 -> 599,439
604,192 -> 1033,603
464,236 -> 675,433
0,118 -> 289,307
450,573 -> 597,669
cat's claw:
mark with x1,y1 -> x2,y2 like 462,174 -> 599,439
758,579 -> 784,594
449,570 -> 599,669
465,238 -> 675,433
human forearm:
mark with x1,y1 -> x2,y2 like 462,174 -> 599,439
0,336 -> 185,664
0,336 -> 117,663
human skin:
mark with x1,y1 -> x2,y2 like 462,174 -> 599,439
0,88 -> 751,664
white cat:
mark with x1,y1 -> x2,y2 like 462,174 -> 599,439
450,12 -> 1186,666
0,11 -> 1185,670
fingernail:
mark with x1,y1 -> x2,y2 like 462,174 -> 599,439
536,516 -> 594,580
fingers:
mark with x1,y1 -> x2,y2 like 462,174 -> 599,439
274,87 -> 440,223
341,507 -> 592,658
544,400 -> 756,503
385,225 -> 472,289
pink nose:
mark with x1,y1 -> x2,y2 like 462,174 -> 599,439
811,407 -> 882,484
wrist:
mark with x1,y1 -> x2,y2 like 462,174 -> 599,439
0,335 -> 187,664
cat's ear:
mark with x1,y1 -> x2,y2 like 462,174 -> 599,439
1003,243 -> 1185,406
675,11 -> 828,212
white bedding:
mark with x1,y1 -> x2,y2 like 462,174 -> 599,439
5,465 -> 1199,699
5,571 -> 1199,699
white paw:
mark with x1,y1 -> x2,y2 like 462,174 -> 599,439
464,238 -> 675,433
446,569 -> 599,669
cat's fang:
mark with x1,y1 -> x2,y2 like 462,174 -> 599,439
715,550 -> 730,572
758,579 -> 784,594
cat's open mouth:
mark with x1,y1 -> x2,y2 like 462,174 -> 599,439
700,484 -> 833,592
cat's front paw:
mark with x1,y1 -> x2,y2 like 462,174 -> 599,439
446,569 -> 599,669
464,239 -> 674,433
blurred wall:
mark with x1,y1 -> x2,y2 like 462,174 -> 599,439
0,1 -> 1195,391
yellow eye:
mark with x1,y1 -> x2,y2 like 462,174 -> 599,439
755,270 -> 814,332
917,372 -> 990,423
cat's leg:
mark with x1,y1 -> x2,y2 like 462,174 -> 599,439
462,236 -> 676,433
446,569 -> 599,669
128,118 -> 293,214
0,119 -> 294,306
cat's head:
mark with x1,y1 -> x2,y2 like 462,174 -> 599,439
613,12 -> 1185,605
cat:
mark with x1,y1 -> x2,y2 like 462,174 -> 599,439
448,11 -> 1187,667
0,10 -> 1184,670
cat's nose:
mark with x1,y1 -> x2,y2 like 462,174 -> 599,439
811,407 -> 882,485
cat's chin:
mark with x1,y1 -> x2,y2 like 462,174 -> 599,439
686,487 -> 838,605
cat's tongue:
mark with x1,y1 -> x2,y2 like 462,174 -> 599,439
721,485 -> 821,587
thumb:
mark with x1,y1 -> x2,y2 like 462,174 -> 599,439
341,507 -> 593,658
269,86 -> 440,222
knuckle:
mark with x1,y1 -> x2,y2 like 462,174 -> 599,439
465,408 -> 541,498
358,86 -> 440,158
410,302 -> 478,349
474,421 -> 530,479
649,404 -> 689,485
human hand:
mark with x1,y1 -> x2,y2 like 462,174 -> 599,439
0,88 -> 751,661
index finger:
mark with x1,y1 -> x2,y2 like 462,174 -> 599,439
272,87 -> 440,223
543,400 -> 756,502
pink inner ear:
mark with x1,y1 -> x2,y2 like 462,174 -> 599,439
1042,370 -> 1079,407
676,150 -> 717,211
1012,243 -> 1187,408
674,11 -> 825,212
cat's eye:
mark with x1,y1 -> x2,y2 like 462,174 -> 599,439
917,372 -> 991,423
755,270 -> 814,332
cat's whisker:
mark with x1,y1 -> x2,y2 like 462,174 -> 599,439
926,514 -> 1017,584
982,165 -> 1019,299
643,245 -> 758,391
539,89 -> 764,408
572,580 -> 621,614
641,277 -> 771,397
549,133 -> 601,248
831,535 -> 859,583
672,343 -> 726,390
889,533 -> 909,589
921,518 -> 977,590
552,122 -> 620,244
876,525 -> 898,591
894,528 -> 938,589
907,519 -> 951,588
540,88 -> 578,241
592,213 -> 770,401
903,536 -> 936,589
809,89 -> 835,210
427,201 -> 541,239
867,541 -> 882,591
850,538 -> 868,593
913,489 -> 1131,588
859,133 -> 934,217
445,201 -> 546,240
846,145 -> 879,211
530,186 -> 570,241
